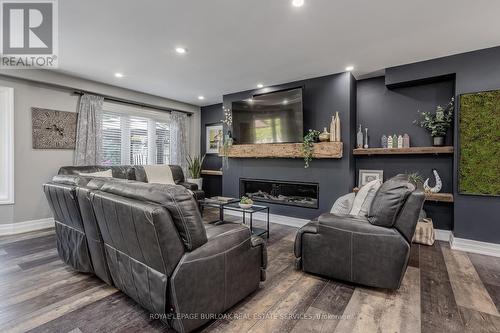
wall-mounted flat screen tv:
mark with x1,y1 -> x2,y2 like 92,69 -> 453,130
231,88 -> 303,144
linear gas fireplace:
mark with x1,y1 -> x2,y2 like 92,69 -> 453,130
240,178 -> 319,209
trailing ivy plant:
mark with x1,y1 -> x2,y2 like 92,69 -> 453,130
302,129 -> 320,168
414,98 -> 454,137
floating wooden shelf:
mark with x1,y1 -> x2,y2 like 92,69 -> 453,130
201,169 -> 223,176
353,187 -> 454,203
424,192 -> 454,203
220,142 -> 343,159
353,146 -> 453,156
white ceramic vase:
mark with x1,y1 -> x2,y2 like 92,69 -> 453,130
187,178 -> 203,190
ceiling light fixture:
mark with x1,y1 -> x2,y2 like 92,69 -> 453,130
345,66 -> 354,71
257,83 -> 264,88
114,73 -> 124,78
292,0 -> 304,7
198,95 -> 205,100
175,47 -> 187,54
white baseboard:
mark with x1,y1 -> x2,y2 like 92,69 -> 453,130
224,210 -> 309,228
434,229 -> 452,242
450,234 -> 500,258
0,218 -> 55,236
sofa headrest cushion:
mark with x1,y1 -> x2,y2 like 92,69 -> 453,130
52,174 -> 90,187
98,180 -> 207,251
368,174 -> 415,228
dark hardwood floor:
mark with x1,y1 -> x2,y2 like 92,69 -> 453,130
1,209 -> 499,333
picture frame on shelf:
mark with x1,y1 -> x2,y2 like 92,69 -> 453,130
358,169 -> 384,187
205,123 -> 224,154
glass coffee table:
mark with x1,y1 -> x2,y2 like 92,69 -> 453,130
223,203 -> 270,238
199,197 -> 239,224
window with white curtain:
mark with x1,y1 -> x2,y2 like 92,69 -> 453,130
100,102 -> 171,166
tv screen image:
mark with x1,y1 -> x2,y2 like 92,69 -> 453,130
231,88 -> 303,144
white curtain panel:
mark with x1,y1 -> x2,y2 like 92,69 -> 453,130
74,94 -> 104,165
170,111 -> 188,173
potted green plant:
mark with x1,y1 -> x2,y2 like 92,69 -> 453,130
239,196 -> 254,209
414,98 -> 454,146
186,154 -> 206,190
302,129 -> 320,168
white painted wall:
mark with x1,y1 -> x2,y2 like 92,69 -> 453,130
0,71 -> 200,225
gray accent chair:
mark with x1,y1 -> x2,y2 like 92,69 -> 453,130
294,174 -> 425,290
88,180 -> 266,333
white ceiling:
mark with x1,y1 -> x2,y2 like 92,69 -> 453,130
57,0 -> 500,106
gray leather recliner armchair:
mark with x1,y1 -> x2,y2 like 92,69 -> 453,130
294,174 -> 425,290
88,180 -> 266,333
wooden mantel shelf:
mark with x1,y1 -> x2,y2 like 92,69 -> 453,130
353,146 -> 453,156
201,169 -> 223,176
219,142 -> 343,159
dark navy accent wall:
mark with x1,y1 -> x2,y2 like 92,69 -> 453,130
200,103 -> 223,198
386,46 -> 500,244
356,77 -> 455,230
221,73 -> 356,220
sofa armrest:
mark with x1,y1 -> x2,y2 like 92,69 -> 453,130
179,181 -> 198,191
294,221 -> 318,259
169,223 -> 262,332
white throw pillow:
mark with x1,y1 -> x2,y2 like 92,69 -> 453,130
350,178 -> 382,216
143,165 -> 175,185
330,193 -> 355,214
78,169 -> 113,178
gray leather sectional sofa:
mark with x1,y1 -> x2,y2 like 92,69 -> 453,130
294,174 -> 425,290
43,165 -> 267,333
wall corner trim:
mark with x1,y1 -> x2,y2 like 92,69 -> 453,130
0,218 -> 55,236
450,234 -> 500,258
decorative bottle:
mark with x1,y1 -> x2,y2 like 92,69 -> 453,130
397,135 -> 403,148
356,124 -> 363,148
381,135 -> 387,148
392,134 -> 398,148
334,112 -> 341,142
330,116 -> 336,142
403,134 -> 410,148
364,128 -> 369,149
387,135 -> 393,148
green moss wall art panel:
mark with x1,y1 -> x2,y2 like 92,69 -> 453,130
459,90 -> 500,196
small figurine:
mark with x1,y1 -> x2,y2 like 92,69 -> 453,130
381,134 -> 388,148
397,135 -> 403,148
403,133 -> 410,148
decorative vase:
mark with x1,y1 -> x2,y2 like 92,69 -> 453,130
403,133 -> 410,148
363,128 -> 368,149
319,128 -> 330,142
334,112 -> 341,142
381,134 -> 387,148
330,116 -> 336,142
356,124 -> 363,148
187,178 -> 203,190
433,136 -> 445,146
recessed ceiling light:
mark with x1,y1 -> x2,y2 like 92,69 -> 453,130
114,72 -> 124,78
283,99 -> 289,105
175,47 -> 187,54
198,95 -> 205,100
292,0 -> 304,7
345,66 -> 354,71
257,83 -> 264,88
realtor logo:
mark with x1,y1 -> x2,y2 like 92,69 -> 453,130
1,0 -> 58,68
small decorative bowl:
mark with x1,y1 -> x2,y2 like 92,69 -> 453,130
239,203 -> 253,209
